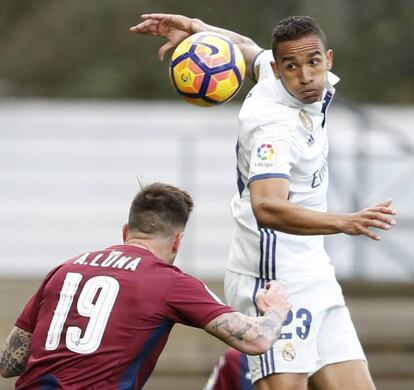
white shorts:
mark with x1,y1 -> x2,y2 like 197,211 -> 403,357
224,269 -> 366,384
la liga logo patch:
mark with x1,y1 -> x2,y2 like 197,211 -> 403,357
256,143 -> 275,161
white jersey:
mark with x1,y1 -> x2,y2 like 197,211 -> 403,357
228,50 -> 340,280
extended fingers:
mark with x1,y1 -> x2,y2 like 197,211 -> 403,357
158,41 -> 175,61
375,199 -> 392,208
141,13 -> 173,20
130,19 -> 160,34
366,218 -> 392,231
358,224 -> 381,241
368,206 -> 396,215
363,211 -> 396,227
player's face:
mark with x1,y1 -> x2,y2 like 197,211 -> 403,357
271,34 -> 333,104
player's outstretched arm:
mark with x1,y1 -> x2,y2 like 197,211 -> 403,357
0,326 -> 32,378
130,13 -> 262,81
204,281 -> 291,355
250,179 -> 397,240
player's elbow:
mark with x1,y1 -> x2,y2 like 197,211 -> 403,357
1,367 -> 14,378
0,357 -> 24,378
252,199 -> 284,229
252,200 -> 270,227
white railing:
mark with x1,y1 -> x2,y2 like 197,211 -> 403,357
0,99 -> 412,280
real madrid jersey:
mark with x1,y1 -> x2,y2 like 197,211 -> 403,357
228,50 -> 340,280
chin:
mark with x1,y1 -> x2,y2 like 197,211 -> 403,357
300,95 -> 320,104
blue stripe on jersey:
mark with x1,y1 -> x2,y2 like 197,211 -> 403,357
252,278 -> 281,378
260,279 -> 269,378
252,278 -> 261,316
270,345 -> 276,374
118,319 -> 173,390
264,229 -> 270,280
321,91 -> 333,128
270,230 -> 277,280
252,278 -> 265,378
236,141 -> 245,197
262,231 -> 277,374
239,353 -> 253,390
263,350 -> 270,377
39,374 -> 59,390
248,173 -> 290,185
259,229 -> 264,279
259,229 -> 277,280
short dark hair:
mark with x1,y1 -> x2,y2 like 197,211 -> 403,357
128,183 -> 194,236
271,16 -> 327,59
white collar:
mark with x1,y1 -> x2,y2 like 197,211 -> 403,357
328,71 -> 340,87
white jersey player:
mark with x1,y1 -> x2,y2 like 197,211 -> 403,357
132,13 -> 396,390
229,49 -> 338,280
226,48 -> 356,383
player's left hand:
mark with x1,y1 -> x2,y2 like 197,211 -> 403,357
130,13 -> 201,61
256,281 -> 291,321
342,199 -> 397,240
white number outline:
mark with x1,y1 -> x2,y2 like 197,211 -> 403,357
45,272 -> 119,354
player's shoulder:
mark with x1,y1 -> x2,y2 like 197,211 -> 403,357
252,49 -> 274,82
238,85 -> 297,149
239,81 -> 293,127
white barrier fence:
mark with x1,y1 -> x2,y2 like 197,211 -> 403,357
0,100 -> 413,280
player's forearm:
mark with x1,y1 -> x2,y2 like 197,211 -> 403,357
0,326 -> 32,378
206,310 -> 284,355
254,198 -> 345,236
191,18 -> 262,80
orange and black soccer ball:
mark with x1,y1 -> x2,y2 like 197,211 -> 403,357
170,32 -> 246,106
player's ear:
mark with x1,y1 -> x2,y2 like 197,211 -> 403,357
172,231 -> 183,254
271,61 -> 281,79
122,223 -> 128,242
325,49 -> 333,71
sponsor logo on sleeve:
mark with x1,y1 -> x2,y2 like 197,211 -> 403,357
254,143 -> 276,168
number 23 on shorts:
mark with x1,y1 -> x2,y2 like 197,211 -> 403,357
279,308 -> 312,340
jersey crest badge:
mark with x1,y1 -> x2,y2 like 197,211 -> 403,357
282,342 -> 296,361
299,109 -> 313,132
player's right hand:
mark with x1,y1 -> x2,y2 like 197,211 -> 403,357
342,199 -> 397,240
256,281 -> 291,322
130,14 -> 202,61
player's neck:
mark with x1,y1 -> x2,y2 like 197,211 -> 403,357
124,236 -> 175,265
124,238 -> 152,252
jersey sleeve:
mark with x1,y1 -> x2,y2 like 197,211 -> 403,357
15,282 -> 45,332
248,125 -> 302,185
15,268 -> 59,333
166,274 -> 234,328
252,50 -> 274,83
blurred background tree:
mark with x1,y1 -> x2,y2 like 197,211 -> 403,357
0,0 -> 413,102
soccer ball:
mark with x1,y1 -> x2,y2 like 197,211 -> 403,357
170,32 -> 246,107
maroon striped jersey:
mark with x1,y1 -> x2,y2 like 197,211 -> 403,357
15,244 -> 233,389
